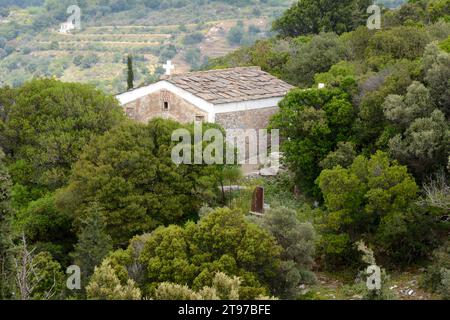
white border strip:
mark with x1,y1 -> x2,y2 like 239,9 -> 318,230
214,97 -> 283,114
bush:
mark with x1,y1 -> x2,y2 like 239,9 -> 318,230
253,206 -> 317,298
422,243 -> 450,299
98,208 -> 284,299
317,151 -> 442,266
86,259 -> 141,300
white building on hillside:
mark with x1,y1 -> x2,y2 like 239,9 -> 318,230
59,21 -> 75,34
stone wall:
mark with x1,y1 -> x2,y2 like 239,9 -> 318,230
215,106 -> 279,130
122,89 -> 209,124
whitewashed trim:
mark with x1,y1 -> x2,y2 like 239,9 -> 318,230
116,81 -> 216,122
116,82 -> 286,122
213,97 -> 282,114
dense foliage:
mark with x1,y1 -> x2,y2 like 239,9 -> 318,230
57,119 -> 222,247
208,0 -> 449,275
270,88 -> 356,197
273,0 -> 373,37
0,0 -> 448,301
91,208 -> 286,299
317,151 -> 443,265
0,79 -> 125,201
0,149 -> 13,298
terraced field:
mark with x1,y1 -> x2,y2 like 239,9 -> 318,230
0,2 -> 291,93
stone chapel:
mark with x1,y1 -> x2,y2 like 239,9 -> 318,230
115,66 -> 294,131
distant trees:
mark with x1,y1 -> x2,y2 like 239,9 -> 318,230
273,0 -> 372,37
183,32 -> 204,45
227,21 -> 245,45
185,48 -> 202,70
127,55 -> 134,90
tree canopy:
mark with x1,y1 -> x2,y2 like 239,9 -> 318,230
94,208 -> 285,299
273,0 -> 373,37
57,119 -> 222,247
0,79 -> 126,202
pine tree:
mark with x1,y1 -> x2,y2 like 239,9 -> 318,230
71,204 -> 113,290
127,55 -> 134,90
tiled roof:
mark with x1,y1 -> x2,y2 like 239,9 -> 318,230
164,67 -> 294,104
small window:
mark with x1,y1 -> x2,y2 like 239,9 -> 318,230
163,101 -> 170,110
195,115 -> 205,123
125,107 -> 135,117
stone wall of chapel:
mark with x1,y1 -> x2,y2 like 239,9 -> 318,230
122,89 -> 209,124
215,106 -> 279,130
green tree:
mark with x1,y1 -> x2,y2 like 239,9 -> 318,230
273,0 -> 372,37
0,79 -> 125,203
423,43 -> 450,117
422,242 -> 450,299
314,61 -> 359,96
270,88 -> 355,197
354,59 -> 420,153
153,272 -> 275,300
101,208 -> 284,299
86,259 -> 141,300
284,33 -> 346,87
14,194 -> 75,265
71,204 -> 113,290
388,109 -> 449,180
0,149 -> 13,299
316,151 -> 440,265
320,142 -> 357,170
57,119 -> 220,247
127,55 -> 134,91
257,206 -> 316,298
366,26 -> 430,62
383,81 -> 435,130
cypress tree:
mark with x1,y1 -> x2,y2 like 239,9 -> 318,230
127,55 -> 134,90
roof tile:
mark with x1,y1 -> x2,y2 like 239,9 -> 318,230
165,67 -> 294,104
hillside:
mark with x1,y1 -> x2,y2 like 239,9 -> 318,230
0,0 -> 449,303
0,0 -> 409,93
0,0 -> 294,93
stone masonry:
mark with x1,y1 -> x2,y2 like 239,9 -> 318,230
122,89 -> 208,124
